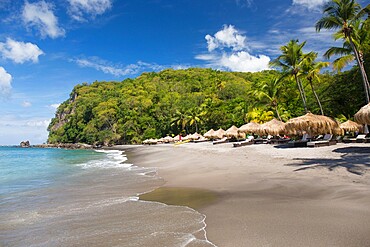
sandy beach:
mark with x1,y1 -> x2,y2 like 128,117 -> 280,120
117,142 -> 370,247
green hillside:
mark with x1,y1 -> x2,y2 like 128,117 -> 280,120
47,67 -> 365,145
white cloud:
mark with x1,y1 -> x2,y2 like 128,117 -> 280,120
205,25 -> 247,52
197,25 -> 270,72
73,57 -> 167,76
0,38 -> 44,63
0,66 -> 12,96
75,58 -> 138,76
26,119 -> 51,127
292,0 -> 329,10
68,0 -> 112,22
220,52 -> 270,72
22,0 -> 65,39
50,103 -> 60,109
22,101 -> 32,107
196,52 -> 270,72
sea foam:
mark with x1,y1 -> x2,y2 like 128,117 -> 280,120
77,149 -> 133,169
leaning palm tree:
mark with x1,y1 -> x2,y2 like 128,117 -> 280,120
324,19 -> 368,71
302,52 -> 330,115
270,39 -> 309,113
316,0 -> 370,103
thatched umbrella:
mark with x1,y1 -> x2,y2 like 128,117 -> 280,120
204,129 -> 215,139
238,122 -> 261,134
238,131 -> 246,139
190,132 -> 202,140
340,120 -> 363,133
162,136 -> 174,143
212,128 -> 226,139
143,138 -> 158,144
354,103 -> 370,125
285,112 -> 340,135
142,139 -> 149,144
186,132 -> 201,141
256,119 -> 286,136
182,134 -> 191,141
225,125 -> 239,138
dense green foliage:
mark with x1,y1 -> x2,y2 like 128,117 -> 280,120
48,66 -> 367,145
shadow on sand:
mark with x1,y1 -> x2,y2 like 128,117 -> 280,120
286,146 -> 370,175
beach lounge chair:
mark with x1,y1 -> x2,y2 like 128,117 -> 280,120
343,134 -> 367,143
288,133 -> 310,147
254,136 -> 268,144
233,136 -> 254,147
307,134 -> 335,147
268,136 -> 291,144
212,137 -> 228,145
194,136 -> 208,143
355,134 -> 367,143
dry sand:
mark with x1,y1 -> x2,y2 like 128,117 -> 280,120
117,142 -> 370,247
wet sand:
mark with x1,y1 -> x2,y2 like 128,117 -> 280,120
116,142 -> 370,247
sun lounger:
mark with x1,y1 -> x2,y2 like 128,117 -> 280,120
307,134 -> 336,148
212,137 -> 228,145
288,134 -> 310,147
194,137 -> 209,143
356,134 -> 367,143
254,137 -> 268,144
343,134 -> 367,143
268,138 -> 291,144
233,139 -> 254,147
307,140 -> 330,147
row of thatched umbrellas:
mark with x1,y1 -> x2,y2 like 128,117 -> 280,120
143,103 -> 370,144
206,106 -> 369,139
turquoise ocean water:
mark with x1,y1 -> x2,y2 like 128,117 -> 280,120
0,147 -> 104,196
0,147 -> 214,247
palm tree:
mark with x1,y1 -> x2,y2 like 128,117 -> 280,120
270,40 -> 309,113
316,0 -> 370,103
185,107 -> 205,133
171,110 -> 188,132
323,19 -> 368,71
254,77 -> 283,121
302,52 -> 330,115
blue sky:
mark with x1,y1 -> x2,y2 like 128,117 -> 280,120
0,0 -> 365,145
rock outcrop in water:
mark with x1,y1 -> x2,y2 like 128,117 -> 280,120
20,141 -> 30,148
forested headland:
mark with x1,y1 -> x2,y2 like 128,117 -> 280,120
47,65 -> 366,145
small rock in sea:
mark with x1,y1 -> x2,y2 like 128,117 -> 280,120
20,140 -> 30,148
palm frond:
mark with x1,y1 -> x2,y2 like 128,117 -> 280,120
324,46 -> 351,59
316,16 -> 342,31
332,54 -> 355,71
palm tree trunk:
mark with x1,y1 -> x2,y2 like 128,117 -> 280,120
294,74 -> 308,113
299,78 -> 308,107
275,106 -> 282,121
348,35 -> 370,103
359,58 -> 370,98
309,79 -> 324,115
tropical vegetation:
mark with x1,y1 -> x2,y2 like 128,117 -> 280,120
47,0 -> 370,145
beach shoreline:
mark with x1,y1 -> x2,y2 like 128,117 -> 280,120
114,142 -> 370,247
